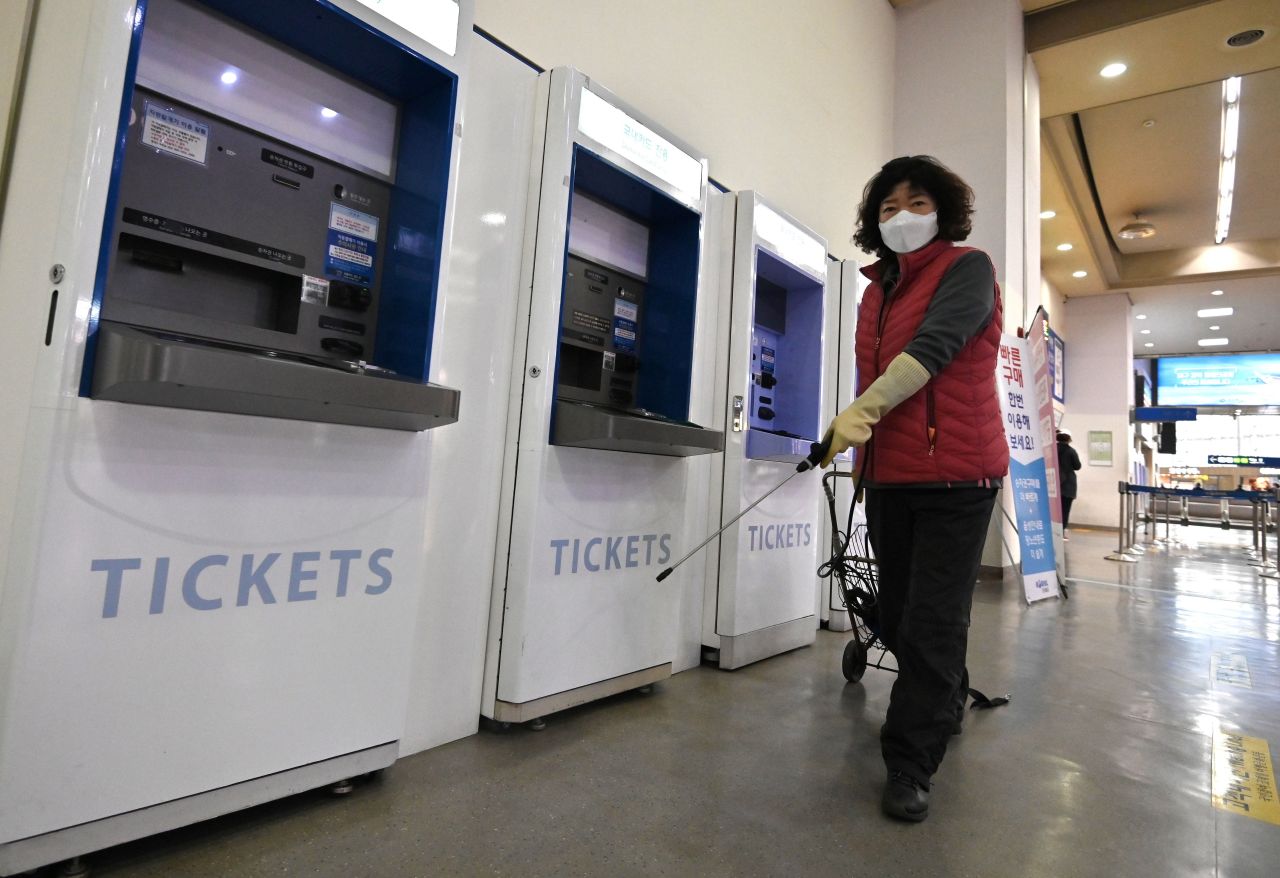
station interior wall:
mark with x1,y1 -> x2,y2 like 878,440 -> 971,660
473,0 -> 897,264
1064,293 -> 1136,528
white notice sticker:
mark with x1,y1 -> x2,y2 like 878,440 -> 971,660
328,245 -> 373,269
603,352 -> 616,372
1211,652 -> 1252,688
614,299 -> 638,321
141,104 -> 209,165
301,275 -> 330,306
329,203 -> 380,242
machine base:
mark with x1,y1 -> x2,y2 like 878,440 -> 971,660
492,663 -> 672,723
713,615 -> 817,670
0,742 -> 397,877
826,609 -> 853,632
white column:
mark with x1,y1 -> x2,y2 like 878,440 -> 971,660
1063,294 -> 1135,527
893,0 -> 1033,570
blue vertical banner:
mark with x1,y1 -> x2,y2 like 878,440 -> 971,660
997,334 -> 1059,603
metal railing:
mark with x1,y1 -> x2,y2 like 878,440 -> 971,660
1105,483 -> 1279,579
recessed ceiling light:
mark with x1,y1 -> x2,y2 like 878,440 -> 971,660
1040,210 -> 1057,220
1210,325 -> 1221,330
1145,343 -> 1154,348
220,70 -> 238,85
1100,62 -> 1128,78
1057,243 -> 1073,251
1198,338 -> 1229,347
320,107 -> 338,119
1211,289 -> 1224,296
1140,329 -> 1151,335
1198,307 -> 1233,318
1136,314 -> 1147,320
1142,119 -> 1156,129
1072,270 -> 1088,278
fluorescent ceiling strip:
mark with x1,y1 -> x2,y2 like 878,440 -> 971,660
1215,76 -> 1241,244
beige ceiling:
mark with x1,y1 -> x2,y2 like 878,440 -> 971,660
1032,0 -> 1280,355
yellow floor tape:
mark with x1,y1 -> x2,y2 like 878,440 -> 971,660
1213,729 -> 1280,825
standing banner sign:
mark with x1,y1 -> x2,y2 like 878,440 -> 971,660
1027,311 -> 1066,582
997,334 -> 1059,603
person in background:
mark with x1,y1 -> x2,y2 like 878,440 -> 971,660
1056,428 -> 1081,539
819,155 -> 1007,823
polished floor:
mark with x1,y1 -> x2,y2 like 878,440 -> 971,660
57,526 -> 1280,877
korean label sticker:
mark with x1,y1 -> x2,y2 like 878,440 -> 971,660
301,275 -> 330,306
603,352 -> 617,372
328,203 -> 379,243
761,345 -> 776,374
614,298 -> 638,322
141,104 -> 210,165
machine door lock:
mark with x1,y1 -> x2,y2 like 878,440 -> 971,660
731,395 -> 745,432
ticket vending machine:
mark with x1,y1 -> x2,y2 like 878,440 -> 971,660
483,68 -> 723,725
704,193 -> 829,669
819,258 -> 864,633
0,0 -> 468,872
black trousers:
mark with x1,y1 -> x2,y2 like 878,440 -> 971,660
865,486 -> 997,785
1061,496 -> 1074,530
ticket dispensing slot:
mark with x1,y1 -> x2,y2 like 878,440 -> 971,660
745,248 -> 823,462
82,0 -> 461,432
551,148 -> 723,457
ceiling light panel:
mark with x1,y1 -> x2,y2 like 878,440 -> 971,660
1197,307 -> 1234,318
1198,338 -> 1229,346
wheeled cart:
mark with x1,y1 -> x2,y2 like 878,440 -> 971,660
820,471 -> 1010,714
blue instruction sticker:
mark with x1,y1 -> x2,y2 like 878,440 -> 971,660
761,345 -> 776,374
613,316 -> 637,352
325,229 -> 377,284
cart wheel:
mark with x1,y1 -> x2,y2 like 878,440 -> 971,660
842,637 -> 868,683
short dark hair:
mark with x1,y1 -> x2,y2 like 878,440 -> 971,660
853,156 -> 974,260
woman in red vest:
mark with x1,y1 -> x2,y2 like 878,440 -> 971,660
820,155 -> 1009,822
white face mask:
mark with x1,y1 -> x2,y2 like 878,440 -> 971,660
878,210 -> 939,254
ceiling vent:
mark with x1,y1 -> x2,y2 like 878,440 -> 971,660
1226,29 -> 1265,48
1117,214 -> 1157,240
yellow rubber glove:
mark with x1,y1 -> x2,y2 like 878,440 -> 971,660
820,352 -> 932,467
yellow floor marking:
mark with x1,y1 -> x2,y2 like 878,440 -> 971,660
1212,729 -> 1280,825
1211,652 -> 1253,689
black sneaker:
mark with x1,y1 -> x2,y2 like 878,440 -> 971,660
882,771 -> 930,822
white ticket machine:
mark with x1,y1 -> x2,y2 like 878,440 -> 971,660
483,68 -> 723,725
819,258 -> 865,632
703,193 -> 831,669
0,0 -> 469,872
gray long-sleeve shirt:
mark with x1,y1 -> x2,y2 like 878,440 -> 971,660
878,252 -> 996,376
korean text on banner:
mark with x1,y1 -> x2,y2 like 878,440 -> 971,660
1027,312 -> 1066,580
998,335 -> 1059,603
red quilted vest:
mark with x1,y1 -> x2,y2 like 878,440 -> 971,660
855,238 -> 1009,485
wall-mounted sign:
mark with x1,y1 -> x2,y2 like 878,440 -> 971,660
1048,329 -> 1065,403
349,0 -> 460,56
754,204 -> 827,280
1087,430 -> 1113,466
1208,455 -> 1280,467
577,87 -> 704,207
